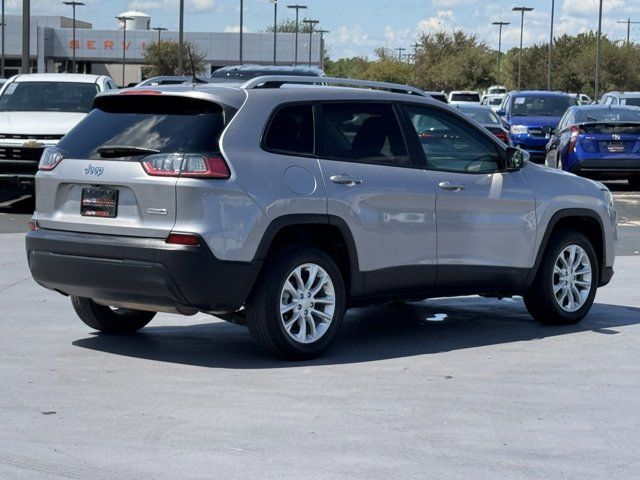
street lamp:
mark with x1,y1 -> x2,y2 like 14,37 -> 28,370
152,26 -> 167,44
271,0 -> 278,64
2,0 -> 6,78
316,29 -> 329,70
548,0 -> 555,90
22,0 -> 29,74
595,0 -> 603,100
239,0 -> 244,63
63,2 -> 84,73
492,21 -> 510,85
178,0 -> 184,75
287,4 -> 307,65
512,6 -> 534,91
116,15 -> 134,86
302,18 -> 318,67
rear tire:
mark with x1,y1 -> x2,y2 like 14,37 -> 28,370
246,245 -> 346,360
524,229 -> 598,325
71,296 -> 156,334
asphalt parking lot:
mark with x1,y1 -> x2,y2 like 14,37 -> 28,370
1,182 -> 639,479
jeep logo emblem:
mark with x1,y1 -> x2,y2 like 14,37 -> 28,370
83,165 -> 104,177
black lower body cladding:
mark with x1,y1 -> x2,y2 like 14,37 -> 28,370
25,229 -> 262,313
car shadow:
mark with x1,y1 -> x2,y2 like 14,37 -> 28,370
603,180 -> 637,193
72,297 -> 640,369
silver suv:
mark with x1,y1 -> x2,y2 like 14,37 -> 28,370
26,77 -> 617,359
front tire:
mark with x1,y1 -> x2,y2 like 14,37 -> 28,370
246,246 -> 346,360
524,230 -> 598,325
71,296 -> 156,334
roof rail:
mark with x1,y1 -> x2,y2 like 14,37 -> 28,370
239,76 -> 428,97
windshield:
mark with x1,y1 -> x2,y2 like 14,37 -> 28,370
450,93 -> 480,102
489,97 -> 503,106
0,82 -> 98,113
622,98 -> 640,107
56,97 -> 227,159
459,108 -> 501,125
511,95 -> 576,117
575,107 -> 640,123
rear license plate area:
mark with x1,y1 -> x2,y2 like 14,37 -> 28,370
607,142 -> 626,153
81,187 -> 118,218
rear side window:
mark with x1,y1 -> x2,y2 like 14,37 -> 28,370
263,104 -> 314,155
318,102 -> 410,166
57,96 -> 227,159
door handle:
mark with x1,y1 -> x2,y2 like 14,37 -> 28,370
330,174 -> 363,186
438,181 -> 465,192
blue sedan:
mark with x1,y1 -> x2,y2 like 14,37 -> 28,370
545,105 -> 640,187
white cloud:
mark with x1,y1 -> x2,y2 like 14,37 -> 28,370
417,10 -> 455,33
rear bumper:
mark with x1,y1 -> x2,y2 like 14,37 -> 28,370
25,229 -> 262,313
569,157 -> 640,177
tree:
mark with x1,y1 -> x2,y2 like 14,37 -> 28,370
266,19 -> 315,33
142,40 -> 207,77
412,31 -> 496,92
324,56 -> 370,79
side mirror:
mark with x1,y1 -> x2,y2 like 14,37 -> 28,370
506,147 -> 528,171
497,109 -> 506,117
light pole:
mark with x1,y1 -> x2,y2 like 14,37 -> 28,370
22,0 -> 29,74
271,0 -> 277,64
617,18 -> 640,46
595,0 -> 603,101
303,18 -> 318,67
239,0 -> 244,63
2,0 -> 6,78
316,29 -> 329,69
287,4 -> 307,65
513,6 -> 533,91
548,0 -> 555,90
63,2 -> 84,73
411,42 -> 420,64
152,26 -> 167,44
178,0 -> 184,75
116,15 -> 133,86
395,47 -> 406,61
492,21 -> 509,85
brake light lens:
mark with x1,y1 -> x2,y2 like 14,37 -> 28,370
568,125 -> 580,153
28,221 -> 39,231
166,233 -> 200,246
495,130 -> 509,144
120,89 -> 162,95
141,153 -> 230,179
38,148 -> 65,171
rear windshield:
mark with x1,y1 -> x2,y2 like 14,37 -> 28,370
212,69 -> 319,79
488,97 -> 503,106
459,108 -> 501,125
511,95 -> 576,117
0,81 -> 98,113
575,107 -> 640,124
56,96 -> 227,159
450,93 -> 480,102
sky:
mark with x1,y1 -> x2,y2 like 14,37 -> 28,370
4,0 -> 640,59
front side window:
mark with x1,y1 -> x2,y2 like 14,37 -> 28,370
0,82 -> 99,113
319,102 -> 410,166
263,104 -> 314,155
403,105 -> 501,174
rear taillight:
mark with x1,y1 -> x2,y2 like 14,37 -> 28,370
38,148 -> 65,171
28,221 -> 39,232
141,153 -> 230,179
568,125 -> 580,153
495,130 -> 509,144
166,233 -> 200,246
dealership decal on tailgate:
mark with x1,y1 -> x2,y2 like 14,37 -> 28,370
81,187 -> 118,218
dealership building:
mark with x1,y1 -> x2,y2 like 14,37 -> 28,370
0,12 -> 323,85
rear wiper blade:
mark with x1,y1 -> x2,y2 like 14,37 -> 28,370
97,146 -> 160,158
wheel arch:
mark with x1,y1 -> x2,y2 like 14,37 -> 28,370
253,214 -> 363,296
526,208 -> 606,288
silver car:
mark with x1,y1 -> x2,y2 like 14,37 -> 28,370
26,77 -> 617,359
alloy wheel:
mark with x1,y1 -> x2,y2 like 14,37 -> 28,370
552,244 -> 592,312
